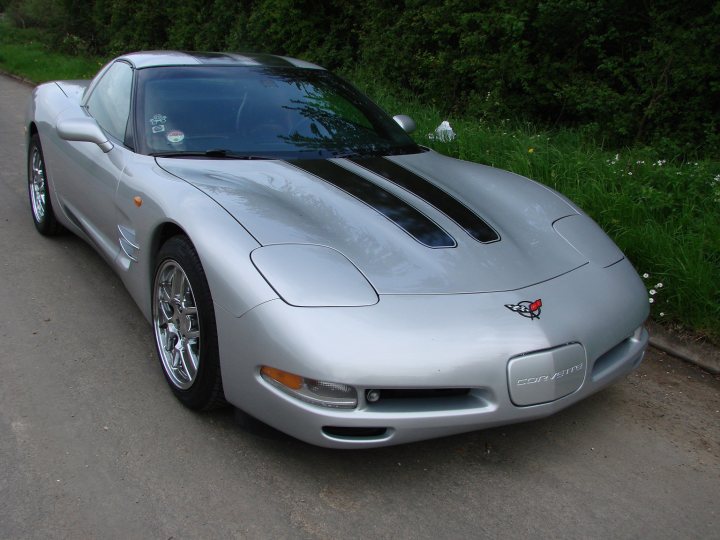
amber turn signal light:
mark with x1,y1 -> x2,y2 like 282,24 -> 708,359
260,366 -> 358,408
260,366 -> 303,390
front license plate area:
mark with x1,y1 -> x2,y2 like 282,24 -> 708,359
508,343 -> 587,406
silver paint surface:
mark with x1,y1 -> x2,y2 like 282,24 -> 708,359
25,51 -> 650,447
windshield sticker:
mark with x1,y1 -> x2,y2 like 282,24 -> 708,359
166,130 -> 185,144
150,114 -> 167,126
152,124 -> 166,134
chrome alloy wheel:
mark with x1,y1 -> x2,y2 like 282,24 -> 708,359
29,145 -> 47,223
153,260 -> 202,390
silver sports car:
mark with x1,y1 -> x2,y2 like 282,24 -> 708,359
25,51 -> 649,448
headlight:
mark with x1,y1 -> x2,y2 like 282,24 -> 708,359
260,366 -> 358,408
553,214 -> 624,268
251,244 -> 378,307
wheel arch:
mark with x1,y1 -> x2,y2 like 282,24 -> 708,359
151,222 -> 188,260
141,205 -> 278,323
148,221 -> 190,299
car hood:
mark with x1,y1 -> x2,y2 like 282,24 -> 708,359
157,151 -> 592,294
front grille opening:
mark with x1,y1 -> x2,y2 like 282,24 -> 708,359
373,388 -> 471,400
322,426 -> 388,439
363,387 -> 490,413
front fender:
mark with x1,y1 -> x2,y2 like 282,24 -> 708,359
114,154 -> 278,321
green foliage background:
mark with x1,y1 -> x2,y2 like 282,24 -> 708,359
2,1 -> 719,339
5,0 -> 720,156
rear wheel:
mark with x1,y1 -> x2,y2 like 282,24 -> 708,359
152,236 -> 226,410
28,134 -> 63,235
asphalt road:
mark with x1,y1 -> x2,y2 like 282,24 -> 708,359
1,74 -> 719,540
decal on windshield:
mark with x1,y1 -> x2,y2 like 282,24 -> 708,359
150,114 -> 167,126
166,130 -> 185,144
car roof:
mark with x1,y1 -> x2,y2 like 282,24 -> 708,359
117,51 -> 324,70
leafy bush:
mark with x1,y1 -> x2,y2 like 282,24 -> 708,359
2,9 -> 718,339
5,0 -> 718,155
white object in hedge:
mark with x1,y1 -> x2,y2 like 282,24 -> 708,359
428,120 -> 456,142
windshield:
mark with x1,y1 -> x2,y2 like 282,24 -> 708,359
135,65 -> 421,159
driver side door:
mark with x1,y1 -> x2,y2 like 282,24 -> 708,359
55,61 -> 134,263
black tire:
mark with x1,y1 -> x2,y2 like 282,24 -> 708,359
28,133 -> 64,236
152,235 -> 226,410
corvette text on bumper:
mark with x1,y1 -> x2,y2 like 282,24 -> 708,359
516,362 -> 585,386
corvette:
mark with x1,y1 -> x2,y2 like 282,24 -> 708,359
25,51 -> 649,448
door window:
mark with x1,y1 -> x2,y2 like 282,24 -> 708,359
86,61 -> 133,143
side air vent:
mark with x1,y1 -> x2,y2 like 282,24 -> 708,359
118,224 -> 139,262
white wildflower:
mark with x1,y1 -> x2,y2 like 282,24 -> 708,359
660,312 -> 665,317
628,171 -> 633,176
656,283 -> 663,288
649,289 -> 657,295
649,298 -> 654,303
642,273 -> 649,279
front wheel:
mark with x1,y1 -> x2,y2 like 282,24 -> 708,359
152,236 -> 226,410
28,134 -> 64,235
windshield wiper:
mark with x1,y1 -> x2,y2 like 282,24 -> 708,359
330,145 -> 419,159
330,151 -> 364,159
150,149 -> 272,160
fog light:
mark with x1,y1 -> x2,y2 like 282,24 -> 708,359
261,366 -> 357,409
366,389 -> 381,403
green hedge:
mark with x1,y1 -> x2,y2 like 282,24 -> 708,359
5,0 -> 720,155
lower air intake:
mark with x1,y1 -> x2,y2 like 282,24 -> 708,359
322,426 -> 388,439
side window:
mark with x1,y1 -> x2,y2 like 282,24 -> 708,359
86,61 -> 133,142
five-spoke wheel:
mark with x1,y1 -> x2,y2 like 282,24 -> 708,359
154,260 -> 202,389
27,134 -> 63,235
152,236 -> 225,410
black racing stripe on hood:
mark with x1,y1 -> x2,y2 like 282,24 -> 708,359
349,157 -> 500,243
288,159 -> 456,248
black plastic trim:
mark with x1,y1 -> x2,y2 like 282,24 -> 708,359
322,426 -> 388,439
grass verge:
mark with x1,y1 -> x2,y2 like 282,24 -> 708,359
2,19 -> 717,341
353,79 -> 720,341
0,18 -> 102,81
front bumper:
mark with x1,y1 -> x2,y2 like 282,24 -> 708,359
216,258 -> 649,448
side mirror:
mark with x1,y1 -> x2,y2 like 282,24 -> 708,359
56,117 -> 114,153
393,114 -> 416,134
